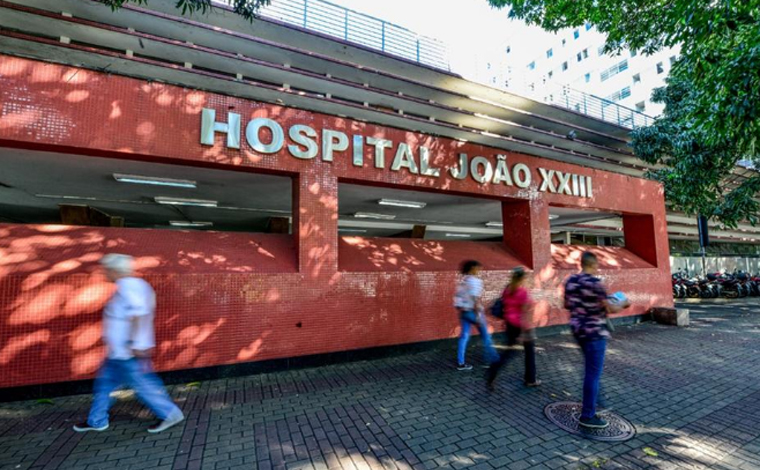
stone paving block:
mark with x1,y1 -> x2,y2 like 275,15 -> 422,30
5,307 -> 760,469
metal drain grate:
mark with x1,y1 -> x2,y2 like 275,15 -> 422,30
544,401 -> 636,442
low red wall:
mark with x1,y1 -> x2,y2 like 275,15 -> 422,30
0,55 -> 674,389
0,225 -> 670,389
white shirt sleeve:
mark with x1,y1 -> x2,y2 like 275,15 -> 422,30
120,279 -> 155,318
120,279 -> 156,351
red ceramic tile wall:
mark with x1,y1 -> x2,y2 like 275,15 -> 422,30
0,55 -> 674,388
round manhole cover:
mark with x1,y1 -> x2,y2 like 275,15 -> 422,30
544,402 -> 636,442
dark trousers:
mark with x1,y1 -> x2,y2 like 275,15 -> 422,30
578,337 -> 607,420
487,323 -> 536,384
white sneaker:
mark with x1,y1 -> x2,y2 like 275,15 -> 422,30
73,422 -> 109,432
147,411 -> 184,433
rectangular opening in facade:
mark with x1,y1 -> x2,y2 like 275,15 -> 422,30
337,182 -> 527,271
0,148 -> 293,234
549,206 -> 658,269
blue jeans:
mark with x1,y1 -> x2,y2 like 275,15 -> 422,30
87,358 -> 182,428
457,310 -> 498,365
578,338 -> 607,420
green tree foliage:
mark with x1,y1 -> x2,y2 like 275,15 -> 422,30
102,0 -> 270,22
487,0 -> 760,227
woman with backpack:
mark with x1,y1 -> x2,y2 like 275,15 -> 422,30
486,266 -> 540,390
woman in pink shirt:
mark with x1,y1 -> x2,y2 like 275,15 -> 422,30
486,266 -> 540,391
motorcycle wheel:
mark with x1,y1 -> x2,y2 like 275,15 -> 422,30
724,289 -> 740,299
687,287 -> 701,298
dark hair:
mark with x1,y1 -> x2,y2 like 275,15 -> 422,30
581,251 -> 598,268
460,260 -> 482,275
508,266 -> 527,290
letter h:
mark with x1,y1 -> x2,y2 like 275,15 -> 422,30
201,108 -> 241,149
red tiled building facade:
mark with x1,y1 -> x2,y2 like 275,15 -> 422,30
0,55 -> 673,389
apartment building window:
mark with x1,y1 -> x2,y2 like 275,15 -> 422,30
562,39 -> 567,46
635,101 -> 646,112
669,55 -> 677,65
584,73 -> 591,83
573,29 -> 580,39
506,46 -> 511,54
577,52 -> 582,62
548,71 -> 554,79
631,49 -> 638,57
600,59 -> 629,81
604,86 -> 632,104
562,61 -> 569,71
583,49 -> 589,59
528,61 -> 536,70
547,48 -> 553,58
585,23 -> 593,31
656,62 -> 664,74
633,73 -> 641,84
598,45 -> 606,56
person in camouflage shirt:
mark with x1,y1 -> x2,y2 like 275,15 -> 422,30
564,251 -> 629,429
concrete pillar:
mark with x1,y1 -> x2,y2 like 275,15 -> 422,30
501,198 -> 551,270
292,173 -> 338,278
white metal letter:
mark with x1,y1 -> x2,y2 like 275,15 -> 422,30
470,156 -> 494,184
201,108 -> 241,149
493,155 -> 514,186
287,124 -> 318,159
245,118 -> 284,154
556,171 -> 572,195
449,153 -> 469,180
513,163 -> 532,188
322,129 -> 349,162
538,168 -> 556,192
391,143 -> 419,174
366,137 -> 393,168
352,135 -> 364,167
419,146 -> 440,177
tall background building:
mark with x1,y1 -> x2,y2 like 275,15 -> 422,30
494,24 -> 680,119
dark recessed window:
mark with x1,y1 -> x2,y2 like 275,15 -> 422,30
546,48 -> 553,58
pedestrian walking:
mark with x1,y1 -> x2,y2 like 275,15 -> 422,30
486,266 -> 540,390
73,254 -> 184,434
564,251 -> 629,429
454,260 -> 498,371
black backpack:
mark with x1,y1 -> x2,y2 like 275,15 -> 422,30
489,298 -> 505,319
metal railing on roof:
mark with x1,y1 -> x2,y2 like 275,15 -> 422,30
212,1 -> 649,129
543,85 -> 654,129
247,0 -> 450,71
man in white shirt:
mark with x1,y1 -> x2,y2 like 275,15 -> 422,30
74,254 -> 184,434
454,260 -> 497,370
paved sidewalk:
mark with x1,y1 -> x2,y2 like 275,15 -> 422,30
3,304 -> 760,470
